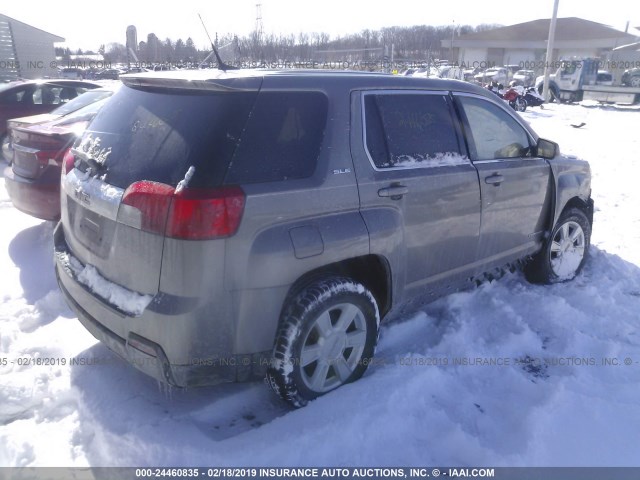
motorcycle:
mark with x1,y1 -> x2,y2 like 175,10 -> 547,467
501,85 -> 527,112
487,83 -> 527,112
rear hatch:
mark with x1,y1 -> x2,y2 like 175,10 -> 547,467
60,74 -> 262,297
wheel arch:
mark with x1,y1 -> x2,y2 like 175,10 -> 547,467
281,254 -> 393,321
559,196 -> 594,226
549,159 -> 592,234
545,194 -> 593,241
537,80 -> 559,96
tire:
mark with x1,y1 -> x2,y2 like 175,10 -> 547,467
267,277 -> 380,407
630,76 -> 640,88
516,97 -> 527,112
525,208 -> 591,284
1,134 -> 11,164
537,84 -> 557,103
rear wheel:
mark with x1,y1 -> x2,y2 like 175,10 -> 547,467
525,208 -> 591,284
630,76 -> 640,88
1,134 -> 11,164
267,277 -> 379,407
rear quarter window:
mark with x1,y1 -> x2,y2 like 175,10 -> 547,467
225,91 -> 328,184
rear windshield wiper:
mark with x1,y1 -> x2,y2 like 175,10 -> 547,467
73,134 -> 111,177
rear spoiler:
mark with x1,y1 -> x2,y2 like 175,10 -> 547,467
121,74 -> 263,92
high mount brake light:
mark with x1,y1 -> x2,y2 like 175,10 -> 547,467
121,181 -> 245,240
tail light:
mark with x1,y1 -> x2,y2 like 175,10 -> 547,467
62,149 -> 75,176
36,147 -> 70,167
121,181 -> 245,240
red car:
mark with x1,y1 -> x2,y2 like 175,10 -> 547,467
0,79 -> 101,162
3,88 -> 115,220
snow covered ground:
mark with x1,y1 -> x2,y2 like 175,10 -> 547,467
1,102 -> 639,467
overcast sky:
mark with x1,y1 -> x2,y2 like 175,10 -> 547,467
3,0 -> 640,50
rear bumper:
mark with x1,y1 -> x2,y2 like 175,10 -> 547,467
53,221 -> 269,387
3,165 -> 61,221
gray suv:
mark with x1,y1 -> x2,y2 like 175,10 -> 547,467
54,69 -> 593,407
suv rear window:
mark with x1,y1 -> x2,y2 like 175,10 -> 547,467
78,86 -> 258,189
225,91 -> 328,184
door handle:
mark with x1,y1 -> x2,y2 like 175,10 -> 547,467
484,174 -> 504,185
378,185 -> 408,199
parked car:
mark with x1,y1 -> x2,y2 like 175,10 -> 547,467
438,65 -> 463,80
410,67 -> 441,78
94,69 -> 124,80
60,67 -> 86,80
3,87 -> 116,220
621,67 -> 640,87
504,64 -> 521,77
124,66 -> 149,74
474,67 -> 509,85
0,79 -> 101,162
463,66 -> 482,82
2,86 -> 117,162
512,69 -> 536,87
596,70 -> 614,86
55,69 -> 593,407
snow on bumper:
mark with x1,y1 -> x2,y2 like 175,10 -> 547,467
53,221 -> 269,387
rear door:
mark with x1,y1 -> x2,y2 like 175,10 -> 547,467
351,90 -> 482,299
454,94 -> 552,264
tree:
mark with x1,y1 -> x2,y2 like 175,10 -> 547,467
62,23 -> 505,67
104,43 -> 127,63
175,39 -> 185,62
164,38 -> 174,62
137,41 -> 147,63
185,37 -> 197,59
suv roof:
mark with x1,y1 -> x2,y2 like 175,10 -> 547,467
121,68 -> 485,95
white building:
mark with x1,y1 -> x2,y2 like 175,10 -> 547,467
0,13 -> 64,81
445,18 -> 638,76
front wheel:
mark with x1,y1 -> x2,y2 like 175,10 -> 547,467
525,208 -> 591,284
537,84 -> 558,103
267,277 -> 380,407
544,86 -> 560,103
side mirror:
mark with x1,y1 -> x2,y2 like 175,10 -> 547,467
536,138 -> 559,159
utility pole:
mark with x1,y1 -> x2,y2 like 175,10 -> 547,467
450,20 -> 456,64
542,0 -> 560,102
255,3 -> 264,45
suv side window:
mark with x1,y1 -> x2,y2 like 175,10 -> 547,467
364,93 -> 462,168
225,91 -> 328,184
457,96 -> 532,160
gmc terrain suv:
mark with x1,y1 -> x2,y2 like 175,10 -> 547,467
54,69 -> 593,407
